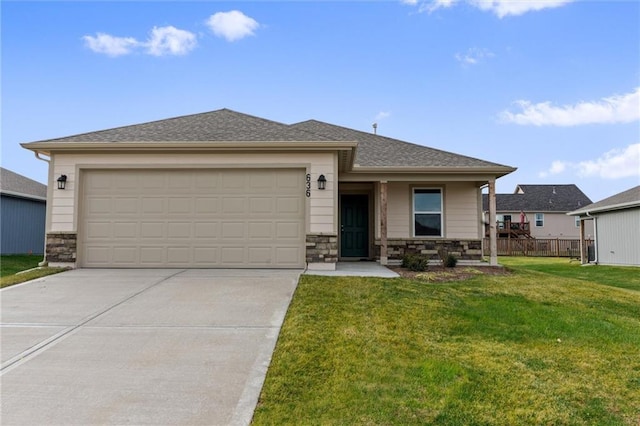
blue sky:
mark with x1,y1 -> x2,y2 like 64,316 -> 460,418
2,0 -> 639,203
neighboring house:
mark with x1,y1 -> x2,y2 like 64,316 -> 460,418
21,109 -> 515,270
568,185 -> 640,267
482,184 -> 593,239
0,167 -> 47,254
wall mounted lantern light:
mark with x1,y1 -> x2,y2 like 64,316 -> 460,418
317,174 -> 327,190
57,175 -> 67,190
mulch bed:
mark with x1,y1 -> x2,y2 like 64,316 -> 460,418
388,265 -> 510,282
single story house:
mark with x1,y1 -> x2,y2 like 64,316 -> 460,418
482,184 -> 593,239
568,185 -> 640,266
0,167 -> 47,254
21,109 -> 515,270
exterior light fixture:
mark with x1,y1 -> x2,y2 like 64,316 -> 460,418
317,174 -> 327,190
57,175 -> 67,190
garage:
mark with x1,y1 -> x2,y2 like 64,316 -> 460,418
79,168 -> 305,268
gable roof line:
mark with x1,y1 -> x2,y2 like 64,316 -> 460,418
0,167 -> 48,200
568,185 -> 640,216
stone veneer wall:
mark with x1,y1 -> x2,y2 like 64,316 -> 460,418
375,239 -> 482,262
306,234 -> 338,264
46,232 -> 77,263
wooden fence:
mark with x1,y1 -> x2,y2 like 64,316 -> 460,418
482,238 -> 593,257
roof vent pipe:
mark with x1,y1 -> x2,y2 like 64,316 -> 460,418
372,123 -> 378,134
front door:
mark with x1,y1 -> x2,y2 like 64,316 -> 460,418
340,194 -> 369,258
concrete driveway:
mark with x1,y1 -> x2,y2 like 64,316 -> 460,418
0,268 -> 301,426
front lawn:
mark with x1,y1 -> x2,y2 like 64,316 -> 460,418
0,255 -> 68,288
253,261 -> 640,425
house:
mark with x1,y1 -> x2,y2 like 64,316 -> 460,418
482,184 -> 594,239
21,109 -> 515,270
568,185 -> 640,267
0,167 -> 47,254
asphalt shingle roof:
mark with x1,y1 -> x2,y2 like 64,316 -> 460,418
291,120 -> 512,169
570,185 -> 640,214
23,108 -> 515,172
0,167 -> 47,199
482,184 -> 592,212
29,109 -> 331,143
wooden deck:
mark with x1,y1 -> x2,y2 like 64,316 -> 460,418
486,220 -> 533,239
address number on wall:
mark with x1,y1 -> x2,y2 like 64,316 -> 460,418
305,174 -> 311,197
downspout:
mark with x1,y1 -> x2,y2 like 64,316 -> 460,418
585,211 -> 598,264
33,151 -> 51,266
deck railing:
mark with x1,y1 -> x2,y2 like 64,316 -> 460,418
482,238 -> 593,257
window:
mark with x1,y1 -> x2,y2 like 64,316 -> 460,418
413,188 -> 442,237
535,213 -> 544,227
575,216 -> 580,228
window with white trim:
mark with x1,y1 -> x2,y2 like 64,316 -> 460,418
575,216 -> 580,227
535,213 -> 544,227
413,188 -> 442,237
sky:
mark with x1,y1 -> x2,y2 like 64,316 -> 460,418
2,0 -> 639,203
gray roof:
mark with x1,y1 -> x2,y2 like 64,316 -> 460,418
291,120 -> 513,169
568,185 -> 640,215
25,109 -> 330,143
0,167 -> 47,200
22,108 -> 515,173
482,184 -> 592,212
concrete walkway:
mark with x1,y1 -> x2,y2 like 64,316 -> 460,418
305,262 -> 399,278
1,268 -> 301,426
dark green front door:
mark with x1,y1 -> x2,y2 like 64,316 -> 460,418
340,194 -> 369,258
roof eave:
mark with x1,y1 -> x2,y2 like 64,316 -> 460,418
350,165 -> 516,177
567,200 -> 640,216
21,140 -> 358,153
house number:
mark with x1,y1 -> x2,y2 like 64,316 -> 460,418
305,174 -> 311,197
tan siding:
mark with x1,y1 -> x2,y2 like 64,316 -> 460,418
387,182 -> 410,238
445,182 -> 480,239
49,152 -> 337,235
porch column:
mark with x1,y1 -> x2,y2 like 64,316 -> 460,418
579,218 -> 586,264
488,178 -> 498,266
380,181 -> 388,265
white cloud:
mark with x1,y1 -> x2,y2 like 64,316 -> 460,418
539,160 -> 568,178
410,0 -> 572,17
576,144 -> 640,179
206,10 -> 260,42
539,144 -> 640,180
83,26 -> 197,57
83,33 -> 139,57
500,88 -> 640,126
455,47 -> 494,65
375,111 -> 391,121
419,0 -> 457,13
468,0 -> 573,18
145,26 -> 197,56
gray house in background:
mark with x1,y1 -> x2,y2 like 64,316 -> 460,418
482,184 -> 593,239
0,167 -> 47,255
568,185 -> 640,267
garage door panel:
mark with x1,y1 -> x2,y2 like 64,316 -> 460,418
141,223 -> 164,238
80,169 -> 305,268
113,222 -> 137,238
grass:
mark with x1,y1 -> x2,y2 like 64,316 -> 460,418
0,255 -> 68,288
253,259 -> 640,425
499,256 -> 640,291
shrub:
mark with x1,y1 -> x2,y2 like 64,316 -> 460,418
402,254 -> 429,272
444,254 -> 458,268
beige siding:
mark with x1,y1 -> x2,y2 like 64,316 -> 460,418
49,152 -> 337,235
380,182 -> 480,239
485,211 -> 594,238
444,182 -> 480,238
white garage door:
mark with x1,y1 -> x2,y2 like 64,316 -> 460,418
80,169 -> 305,268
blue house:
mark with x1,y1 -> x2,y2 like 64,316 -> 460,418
0,167 -> 47,254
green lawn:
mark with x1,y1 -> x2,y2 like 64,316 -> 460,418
253,259 -> 640,425
1,255 -> 68,288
